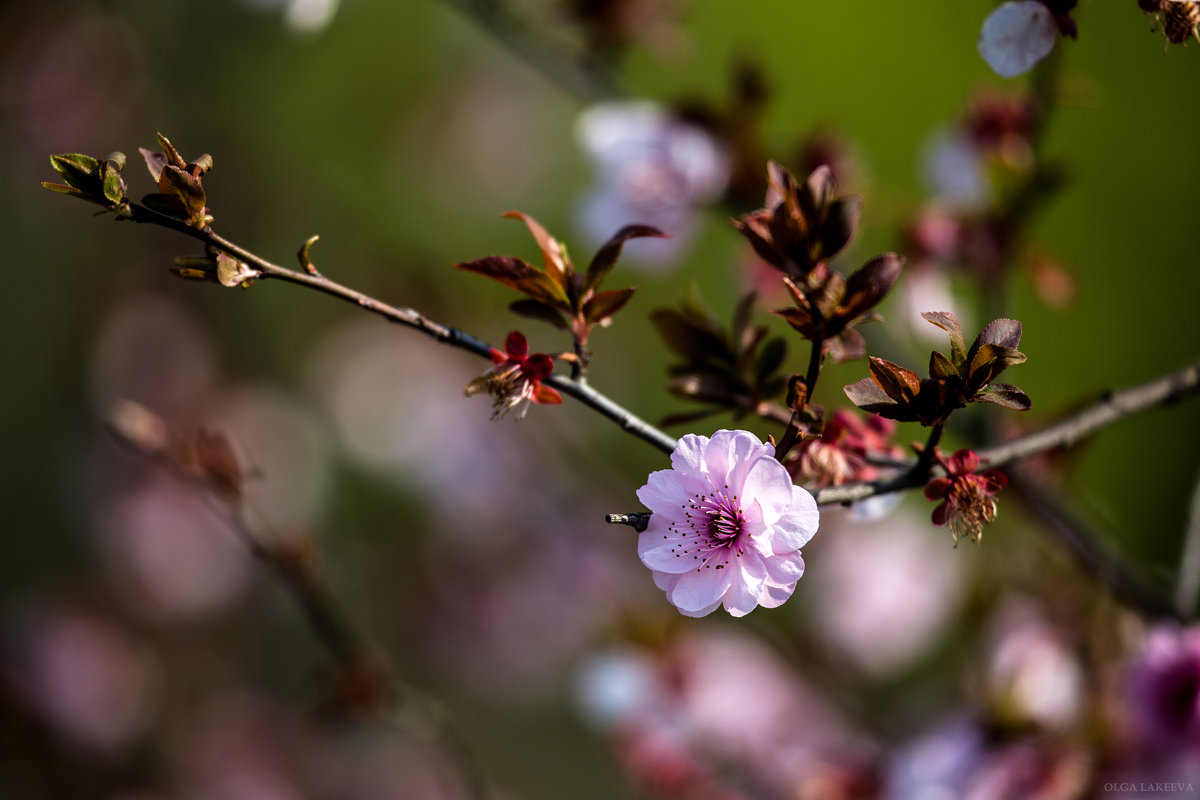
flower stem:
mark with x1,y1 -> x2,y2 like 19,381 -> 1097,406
917,421 -> 945,473
773,337 -> 825,461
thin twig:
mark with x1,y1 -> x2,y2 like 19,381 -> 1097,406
438,0 -> 622,102
1174,467 -> 1200,619
127,203 -> 679,456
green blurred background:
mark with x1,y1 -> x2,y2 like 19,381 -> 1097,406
2,1 -> 1199,797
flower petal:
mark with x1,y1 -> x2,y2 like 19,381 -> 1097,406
668,565 -> 732,616
669,432 -> 709,474
639,531 -> 705,574
769,485 -> 820,553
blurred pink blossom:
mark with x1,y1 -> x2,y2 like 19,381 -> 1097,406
8,606 -> 159,753
98,475 -> 253,619
575,628 -> 868,799
982,599 -> 1083,731
1127,624 -> 1200,752
637,430 -> 819,617
576,100 -> 729,268
810,510 -> 966,676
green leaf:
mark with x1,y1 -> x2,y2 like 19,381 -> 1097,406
102,167 -> 126,205
49,153 -> 101,193
41,181 -> 82,196
583,224 -> 667,293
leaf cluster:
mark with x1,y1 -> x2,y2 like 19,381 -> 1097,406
42,151 -> 131,216
844,312 -> 1031,426
732,161 -> 861,279
138,133 -> 214,229
454,212 -> 666,353
651,292 -> 788,426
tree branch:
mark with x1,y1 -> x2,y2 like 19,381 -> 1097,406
127,203 -> 679,456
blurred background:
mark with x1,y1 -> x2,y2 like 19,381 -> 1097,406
2,1 -> 1199,798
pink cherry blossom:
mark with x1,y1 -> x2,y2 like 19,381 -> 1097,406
636,429 -> 819,617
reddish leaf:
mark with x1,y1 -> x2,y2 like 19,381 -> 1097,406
921,311 -> 967,364
650,308 -> 728,363
819,195 -> 863,259
584,224 -> 667,293
840,253 -> 903,320
140,146 -> 168,183
849,376 -> 897,410
826,328 -> 866,364
771,306 -> 816,335
975,383 -> 1032,411
582,286 -> 637,324
868,357 -> 921,403
977,318 -> 1023,349
509,298 -> 569,330
929,350 -> 959,380
454,256 -> 569,307
502,211 -> 570,288
156,132 -> 187,169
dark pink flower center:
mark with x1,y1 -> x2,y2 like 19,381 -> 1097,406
661,485 -> 748,569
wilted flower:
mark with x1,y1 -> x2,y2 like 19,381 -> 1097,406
636,429 -> 819,617
788,409 -> 902,488
465,330 -> 562,419
924,449 -> 1008,544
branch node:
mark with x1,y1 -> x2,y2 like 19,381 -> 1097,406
606,512 -> 650,532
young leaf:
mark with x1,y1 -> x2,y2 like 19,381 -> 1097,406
454,256 -> 569,307
502,210 -> 569,288
583,224 -> 667,293
582,287 -> 637,325
509,298 -> 569,330
921,311 -> 968,364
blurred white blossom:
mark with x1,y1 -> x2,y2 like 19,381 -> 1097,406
576,101 -> 729,268
979,1 -> 1058,78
